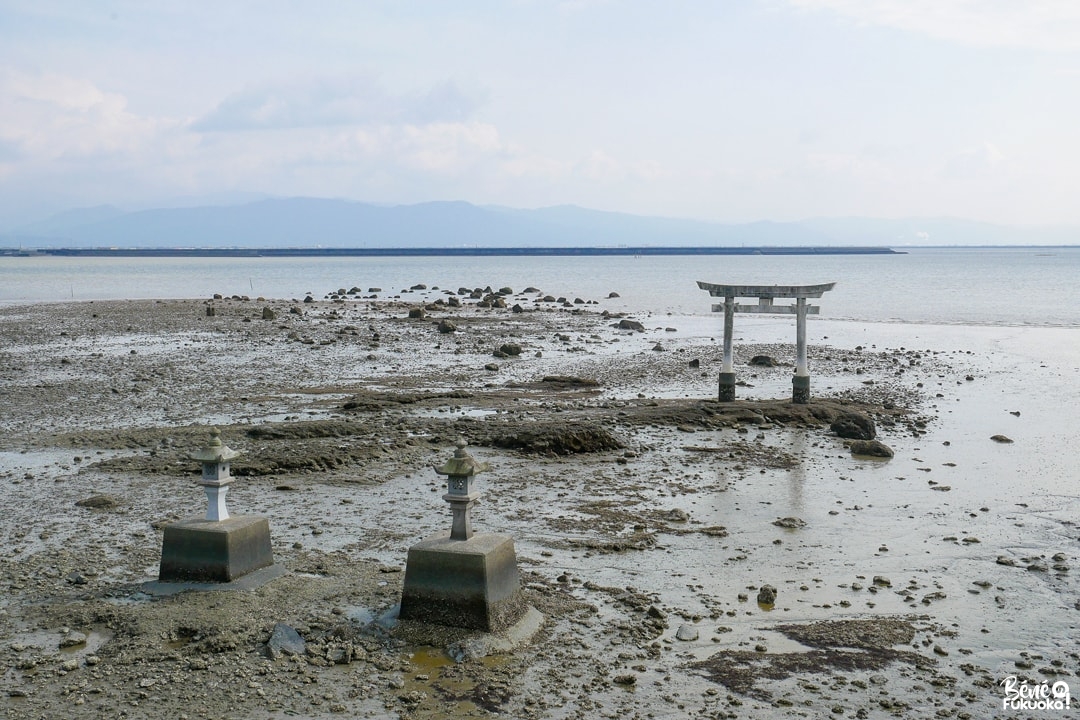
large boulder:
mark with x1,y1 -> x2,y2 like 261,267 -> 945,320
831,411 -> 876,440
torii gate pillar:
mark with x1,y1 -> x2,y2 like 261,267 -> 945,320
697,282 -> 836,404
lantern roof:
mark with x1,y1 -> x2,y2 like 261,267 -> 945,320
433,440 -> 488,477
191,427 -> 241,463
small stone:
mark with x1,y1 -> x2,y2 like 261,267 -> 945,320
990,434 -> 1013,443
757,585 -> 777,604
75,495 -> 119,510
59,631 -> 87,649
675,624 -> 699,641
265,623 -> 306,659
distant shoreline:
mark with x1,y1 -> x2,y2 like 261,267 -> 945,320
2,246 -> 903,257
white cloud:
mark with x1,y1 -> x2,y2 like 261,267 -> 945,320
0,69 -> 181,160
940,141 -> 1005,179
192,76 -> 481,132
784,0 -> 1080,51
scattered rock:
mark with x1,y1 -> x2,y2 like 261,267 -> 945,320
757,585 -> 777,604
676,624 -> 700,641
849,439 -> 893,458
615,319 -> 645,332
749,355 -> 779,367
772,517 -> 806,529
437,319 -> 457,334
831,411 -> 876,440
75,495 -> 120,510
265,623 -> 306,659
990,434 -> 1013,443
59,631 -> 87,649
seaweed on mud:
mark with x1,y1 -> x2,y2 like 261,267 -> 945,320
339,389 -> 473,411
547,499 -> 697,552
691,647 -> 933,700
773,618 -> 921,651
681,441 -> 799,470
564,531 -> 658,553
474,421 -> 624,455
689,617 -> 935,700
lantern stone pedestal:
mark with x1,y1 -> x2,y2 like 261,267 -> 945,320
159,515 -> 274,583
399,442 -> 527,633
399,531 -> 526,632
158,428 -> 276,583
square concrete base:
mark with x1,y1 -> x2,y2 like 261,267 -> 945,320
159,515 -> 274,583
399,532 -> 526,632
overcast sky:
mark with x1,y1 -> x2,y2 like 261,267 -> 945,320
2,0 -> 1080,228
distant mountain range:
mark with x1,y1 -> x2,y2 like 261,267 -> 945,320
2,198 -> 1077,248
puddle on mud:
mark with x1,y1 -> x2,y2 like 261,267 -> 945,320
7,627 -> 111,658
399,646 -> 517,715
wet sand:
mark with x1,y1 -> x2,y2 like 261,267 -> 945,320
0,289 -> 1076,719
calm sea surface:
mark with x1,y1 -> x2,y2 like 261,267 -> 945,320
2,247 -> 1078,327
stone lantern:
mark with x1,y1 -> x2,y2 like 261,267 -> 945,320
435,440 -> 488,540
399,440 -> 526,632
192,427 -> 239,522
158,427 -> 276,583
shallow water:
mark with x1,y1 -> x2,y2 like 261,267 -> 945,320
5,247 -> 1080,327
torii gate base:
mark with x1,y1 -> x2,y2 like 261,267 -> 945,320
719,372 -> 737,402
698,282 -> 836,405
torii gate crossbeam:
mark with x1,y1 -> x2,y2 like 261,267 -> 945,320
697,281 -> 836,404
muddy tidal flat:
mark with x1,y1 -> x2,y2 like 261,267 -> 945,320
0,289 -> 1077,720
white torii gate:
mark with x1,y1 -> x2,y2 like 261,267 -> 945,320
697,281 -> 836,404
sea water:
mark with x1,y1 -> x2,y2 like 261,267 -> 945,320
2,246 -> 1079,327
